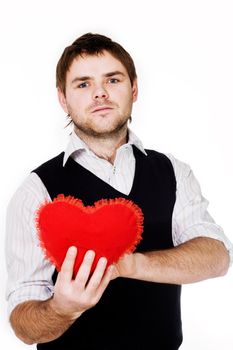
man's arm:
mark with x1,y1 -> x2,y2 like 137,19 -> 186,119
10,247 -> 113,345
113,237 -> 230,284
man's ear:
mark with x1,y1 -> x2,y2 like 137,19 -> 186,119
57,88 -> 68,114
132,79 -> 138,102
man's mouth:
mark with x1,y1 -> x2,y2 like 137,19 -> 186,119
92,106 -> 113,113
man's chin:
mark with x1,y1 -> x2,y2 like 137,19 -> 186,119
74,121 -> 128,138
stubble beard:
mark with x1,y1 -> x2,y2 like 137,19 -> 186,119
69,112 -> 131,140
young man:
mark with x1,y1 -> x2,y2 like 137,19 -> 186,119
6,33 -> 232,349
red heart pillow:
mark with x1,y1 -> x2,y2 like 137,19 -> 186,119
36,194 -> 144,276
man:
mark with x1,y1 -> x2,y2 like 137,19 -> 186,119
6,33 -> 232,349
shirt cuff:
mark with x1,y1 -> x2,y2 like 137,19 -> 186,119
7,284 -> 54,317
173,222 -> 233,266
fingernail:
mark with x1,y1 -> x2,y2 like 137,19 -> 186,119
86,250 -> 95,259
99,257 -> 107,266
69,246 -> 77,255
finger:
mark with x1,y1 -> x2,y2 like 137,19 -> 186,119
86,257 -> 108,292
74,250 -> 95,289
58,246 -> 77,284
94,264 -> 114,299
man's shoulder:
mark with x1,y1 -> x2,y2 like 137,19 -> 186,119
32,152 -> 65,174
142,148 -> 178,180
145,150 -> 192,186
144,148 -> 173,165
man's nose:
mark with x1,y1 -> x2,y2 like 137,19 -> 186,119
92,85 -> 109,100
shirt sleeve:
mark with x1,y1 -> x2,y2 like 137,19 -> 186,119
5,173 -> 55,316
166,153 -> 233,264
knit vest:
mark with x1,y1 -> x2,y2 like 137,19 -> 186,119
34,146 -> 182,350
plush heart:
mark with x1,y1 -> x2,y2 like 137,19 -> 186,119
36,194 -> 144,276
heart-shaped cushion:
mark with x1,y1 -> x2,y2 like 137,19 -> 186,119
36,194 -> 144,276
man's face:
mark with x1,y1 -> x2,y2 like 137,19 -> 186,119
58,50 -> 138,138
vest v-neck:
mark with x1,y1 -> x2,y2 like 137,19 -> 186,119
66,144 -> 140,198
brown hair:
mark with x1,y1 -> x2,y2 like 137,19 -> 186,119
56,33 -> 137,95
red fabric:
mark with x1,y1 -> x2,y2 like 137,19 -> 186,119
36,194 -> 144,275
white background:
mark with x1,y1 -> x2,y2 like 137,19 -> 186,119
0,0 -> 232,348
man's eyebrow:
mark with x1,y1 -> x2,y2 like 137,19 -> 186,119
71,71 -> 125,84
71,76 -> 91,84
104,71 -> 126,77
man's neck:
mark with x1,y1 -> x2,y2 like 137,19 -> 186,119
74,126 -> 128,165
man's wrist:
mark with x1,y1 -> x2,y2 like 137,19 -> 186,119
48,297 -> 82,322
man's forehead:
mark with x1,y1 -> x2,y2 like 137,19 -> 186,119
69,50 -> 126,74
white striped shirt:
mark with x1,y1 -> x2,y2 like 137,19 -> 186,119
5,130 -> 233,315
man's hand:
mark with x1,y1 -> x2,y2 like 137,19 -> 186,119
111,253 -> 140,280
10,247 -> 113,344
50,247 -> 113,320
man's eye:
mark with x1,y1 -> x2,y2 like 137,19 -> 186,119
108,78 -> 119,84
78,82 -> 88,88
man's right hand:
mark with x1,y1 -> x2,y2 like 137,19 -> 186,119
50,247 -> 113,321
10,247 -> 113,344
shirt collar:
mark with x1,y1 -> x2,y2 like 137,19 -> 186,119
127,129 -> 147,156
63,129 -> 147,166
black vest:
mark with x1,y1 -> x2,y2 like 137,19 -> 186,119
34,146 -> 182,350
